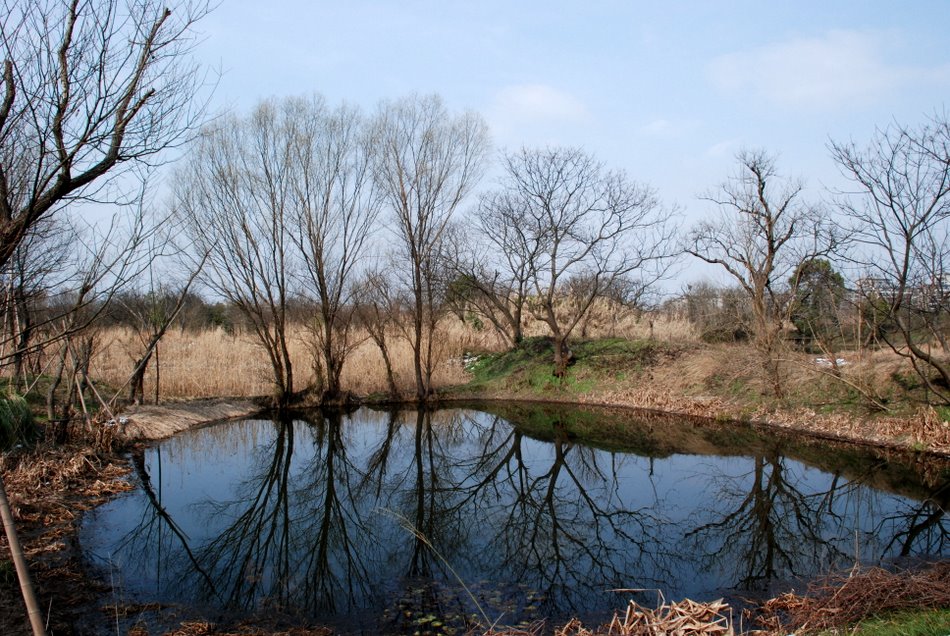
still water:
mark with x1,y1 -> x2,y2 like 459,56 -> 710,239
79,404 -> 950,634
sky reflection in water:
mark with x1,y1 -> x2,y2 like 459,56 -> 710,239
80,406 -> 950,634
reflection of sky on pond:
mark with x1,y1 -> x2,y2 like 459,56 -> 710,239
80,407 -> 949,633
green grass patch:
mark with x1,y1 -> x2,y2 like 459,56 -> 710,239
824,607 -> 950,636
463,336 -> 669,397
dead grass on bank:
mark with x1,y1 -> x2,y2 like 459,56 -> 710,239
755,562 -> 950,634
1,442 -> 134,635
483,563 -> 950,636
576,341 -> 950,455
120,398 -> 261,440
563,598 -> 734,636
1,443 -> 133,526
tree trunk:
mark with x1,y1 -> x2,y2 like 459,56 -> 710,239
128,351 -> 151,405
552,335 -> 573,378
373,332 -> 399,399
154,342 -> 160,405
46,344 -> 68,442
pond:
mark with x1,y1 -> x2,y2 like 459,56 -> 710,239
79,403 -> 950,634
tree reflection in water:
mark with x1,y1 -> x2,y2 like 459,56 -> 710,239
684,449 -> 950,596
684,451 -> 846,592
450,413 -> 674,615
82,406 -> 949,631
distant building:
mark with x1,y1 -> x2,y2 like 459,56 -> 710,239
853,273 -> 950,311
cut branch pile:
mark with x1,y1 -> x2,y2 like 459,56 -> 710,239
755,562 -> 950,633
605,597 -> 734,636
509,596 -> 737,636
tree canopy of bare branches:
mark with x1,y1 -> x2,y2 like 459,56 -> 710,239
289,99 -> 381,402
372,94 -> 490,400
178,96 -> 382,405
176,101 -> 299,405
0,0 -> 211,271
831,114 -> 950,403
441,188 -> 541,347
686,149 -> 834,397
477,146 -> 674,376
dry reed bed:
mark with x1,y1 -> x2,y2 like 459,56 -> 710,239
88,307 -> 692,401
90,321 -> 505,400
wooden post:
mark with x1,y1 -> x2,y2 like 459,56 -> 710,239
0,474 -> 47,636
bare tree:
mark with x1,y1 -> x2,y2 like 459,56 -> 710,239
0,0 -> 211,271
176,103 -> 299,405
442,189 -> 542,347
42,208 -> 158,436
831,115 -> 950,404
0,215 -> 72,387
0,2 -> 212,623
372,95 -> 490,400
686,150 -> 834,397
119,248 -> 206,406
484,147 -> 674,377
179,96 -> 383,405
352,268 -> 403,399
288,98 -> 381,403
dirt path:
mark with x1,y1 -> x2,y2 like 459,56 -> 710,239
119,398 -> 264,441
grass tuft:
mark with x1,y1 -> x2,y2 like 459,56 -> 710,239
0,392 -> 36,450
829,608 -> 950,636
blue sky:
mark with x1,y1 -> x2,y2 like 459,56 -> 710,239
193,1 -> 949,278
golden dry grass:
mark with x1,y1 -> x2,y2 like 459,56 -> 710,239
88,301 -> 687,401
89,318 -> 508,400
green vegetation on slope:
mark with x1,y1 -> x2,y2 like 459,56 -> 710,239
463,336 -> 673,396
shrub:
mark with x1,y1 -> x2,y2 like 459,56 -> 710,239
0,393 -> 36,450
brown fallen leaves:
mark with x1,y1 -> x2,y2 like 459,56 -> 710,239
1,443 -> 134,634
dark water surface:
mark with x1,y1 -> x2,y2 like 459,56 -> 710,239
79,404 -> 950,634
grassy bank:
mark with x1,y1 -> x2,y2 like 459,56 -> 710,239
446,335 -> 950,455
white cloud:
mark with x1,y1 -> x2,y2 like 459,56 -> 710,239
638,118 -> 700,137
705,138 -> 741,158
485,84 -> 590,148
491,83 -> 588,123
707,30 -> 950,109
